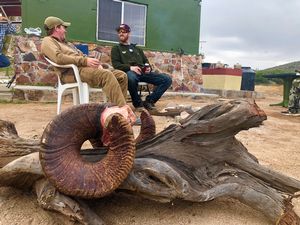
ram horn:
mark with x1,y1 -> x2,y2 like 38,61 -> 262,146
40,103 -> 135,199
135,109 -> 156,144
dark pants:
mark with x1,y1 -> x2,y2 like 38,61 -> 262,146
0,54 -> 10,68
127,71 -> 172,107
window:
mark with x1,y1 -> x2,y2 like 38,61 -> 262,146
97,0 -> 147,46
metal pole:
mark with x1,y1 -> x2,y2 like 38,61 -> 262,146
198,0 -> 202,54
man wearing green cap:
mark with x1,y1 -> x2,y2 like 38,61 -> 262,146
41,16 -> 128,107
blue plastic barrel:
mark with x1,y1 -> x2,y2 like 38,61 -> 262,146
202,63 -> 212,68
241,67 -> 256,91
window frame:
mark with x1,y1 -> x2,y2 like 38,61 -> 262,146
96,0 -> 147,46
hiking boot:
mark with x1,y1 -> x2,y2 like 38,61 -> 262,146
143,100 -> 156,111
134,106 -> 144,112
289,108 -> 300,114
134,103 -> 144,112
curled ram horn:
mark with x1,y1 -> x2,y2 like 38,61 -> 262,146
135,109 -> 156,144
40,103 -> 135,199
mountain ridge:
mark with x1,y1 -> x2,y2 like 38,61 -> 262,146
261,61 -> 300,72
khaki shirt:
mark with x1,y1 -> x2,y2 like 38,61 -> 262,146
41,36 -> 88,81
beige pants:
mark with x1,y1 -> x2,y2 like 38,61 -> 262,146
111,69 -> 128,100
62,68 -> 127,107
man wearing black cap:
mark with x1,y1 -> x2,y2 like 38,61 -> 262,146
41,16 -> 128,107
111,24 -> 172,111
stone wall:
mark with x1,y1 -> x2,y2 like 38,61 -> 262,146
12,35 -> 203,92
13,35 -> 58,86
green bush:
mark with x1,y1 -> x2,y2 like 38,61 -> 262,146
255,71 -> 271,84
255,69 -> 292,85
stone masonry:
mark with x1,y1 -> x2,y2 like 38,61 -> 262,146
10,35 -> 203,100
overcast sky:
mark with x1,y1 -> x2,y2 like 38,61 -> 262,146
200,0 -> 300,70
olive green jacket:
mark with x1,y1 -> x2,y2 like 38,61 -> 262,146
111,43 -> 149,72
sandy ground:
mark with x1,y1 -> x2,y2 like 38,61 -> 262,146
0,85 -> 299,225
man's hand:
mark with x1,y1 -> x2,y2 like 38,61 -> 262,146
130,66 -> 142,75
86,57 -> 101,68
101,105 -> 137,127
144,66 -> 151,74
98,64 -> 103,70
0,16 -> 9,22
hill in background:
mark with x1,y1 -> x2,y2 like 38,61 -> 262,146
259,61 -> 300,72
255,61 -> 300,84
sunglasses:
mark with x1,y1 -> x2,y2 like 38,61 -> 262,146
118,30 -> 128,34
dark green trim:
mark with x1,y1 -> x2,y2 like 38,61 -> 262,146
22,0 -> 201,54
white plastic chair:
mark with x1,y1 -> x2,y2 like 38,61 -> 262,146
44,57 -> 106,114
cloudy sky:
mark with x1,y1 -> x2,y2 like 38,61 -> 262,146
200,0 -> 300,70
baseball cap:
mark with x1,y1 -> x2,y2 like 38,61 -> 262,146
44,16 -> 71,29
116,24 -> 131,33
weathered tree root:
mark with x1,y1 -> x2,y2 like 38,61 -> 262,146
35,178 -> 105,225
0,100 -> 299,224
120,100 -> 300,224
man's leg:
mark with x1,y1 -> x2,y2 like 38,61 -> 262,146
288,78 -> 300,114
126,71 -> 143,108
140,72 -> 172,104
79,67 -> 126,107
0,54 -> 11,68
112,69 -> 128,99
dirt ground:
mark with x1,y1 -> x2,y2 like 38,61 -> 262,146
0,85 -> 299,225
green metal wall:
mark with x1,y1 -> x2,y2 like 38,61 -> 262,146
22,0 -> 201,54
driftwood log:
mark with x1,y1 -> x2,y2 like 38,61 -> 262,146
0,100 -> 299,225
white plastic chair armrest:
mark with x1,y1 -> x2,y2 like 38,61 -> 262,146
44,57 -> 82,84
